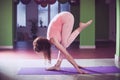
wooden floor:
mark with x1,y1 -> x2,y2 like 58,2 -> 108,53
0,41 -> 116,59
0,41 -> 119,80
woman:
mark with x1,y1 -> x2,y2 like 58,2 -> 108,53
33,11 -> 92,74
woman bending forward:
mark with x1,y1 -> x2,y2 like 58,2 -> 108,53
33,11 -> 92,74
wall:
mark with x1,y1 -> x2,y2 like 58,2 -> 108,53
115,0 -> 120,68
116,0 -> 120,57
80,0 -> 95,48
0,0 -> 13,48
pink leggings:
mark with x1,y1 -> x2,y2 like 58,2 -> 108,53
61,13 -> 80,48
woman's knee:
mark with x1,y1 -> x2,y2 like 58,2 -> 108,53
61,41 -> 68,48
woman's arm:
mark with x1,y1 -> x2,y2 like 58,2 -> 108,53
50,38 -> 84,73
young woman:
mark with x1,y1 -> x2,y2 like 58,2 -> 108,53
33,11 -> 92,74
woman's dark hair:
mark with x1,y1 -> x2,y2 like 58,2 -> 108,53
33,37 -> 51,61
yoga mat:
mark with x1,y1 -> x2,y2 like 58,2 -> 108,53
18,66 -> 120,75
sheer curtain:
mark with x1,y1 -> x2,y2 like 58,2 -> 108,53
17,2 -> 26,27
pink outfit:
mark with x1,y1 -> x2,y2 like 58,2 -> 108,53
47,12 -> 79,48
47,12 -> 63,42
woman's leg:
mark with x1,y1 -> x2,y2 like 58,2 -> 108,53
46,51 -> 63,70
46,20 -> 92,71
46,14 -> 74,71
55,20 -> 93,69
46,12 -> 92,71
50,15 -> 75,70
62,20 -> 93,48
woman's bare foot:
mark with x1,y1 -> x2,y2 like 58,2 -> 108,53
46,65 -> 60,71
46,65 -> 88,74
46,60 -> 62,71
79,20 -> 93,31
76,65 -> 88,74
77,65 -> 84,69
77,68 -> 87,74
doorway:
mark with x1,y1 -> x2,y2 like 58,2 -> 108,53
95,0 -> 116,46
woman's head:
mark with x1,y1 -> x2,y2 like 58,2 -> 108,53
33,37 -> 51,61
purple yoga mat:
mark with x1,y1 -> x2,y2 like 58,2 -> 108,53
18,66 -> 120,75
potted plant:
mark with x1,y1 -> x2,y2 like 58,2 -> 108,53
29,19 -> 38,40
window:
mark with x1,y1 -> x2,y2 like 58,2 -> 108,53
50,1 -> 58,21
60,2 -> 70,12
17,2 -> 26,27
38,5 -> 48,27
38,1 -> 70,27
